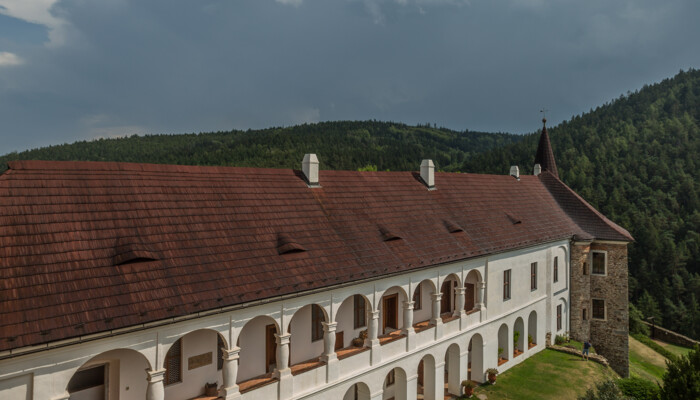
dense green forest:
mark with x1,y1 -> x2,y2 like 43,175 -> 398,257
2,69 -> 699,339
463,69 -> 700,339
0,121 -> 519,173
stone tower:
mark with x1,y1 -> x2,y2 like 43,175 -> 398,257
535,119 -> 631,377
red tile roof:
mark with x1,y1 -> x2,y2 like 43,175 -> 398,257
0,160 -> 632,352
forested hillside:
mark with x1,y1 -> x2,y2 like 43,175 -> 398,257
0,121 -> 519,173
463,69 -> 700,339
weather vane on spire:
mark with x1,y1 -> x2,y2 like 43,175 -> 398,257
540,108 -> 549,124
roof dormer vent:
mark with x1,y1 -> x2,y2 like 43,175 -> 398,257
114,237 -> 159,265
420,159 -> 435,189
379,226 -> 402,242
277,233 -> 306,255
444,220 -> 464,233
510,165 -> 520,180
302,153 -> 320,187
505,212 -> 522,225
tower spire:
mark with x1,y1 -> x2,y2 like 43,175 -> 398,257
534,117 -> 558,178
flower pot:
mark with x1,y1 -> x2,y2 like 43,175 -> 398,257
488,374 -> 497,384
464,386 -> 474,397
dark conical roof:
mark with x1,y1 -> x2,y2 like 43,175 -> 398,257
534,118 -> 558,178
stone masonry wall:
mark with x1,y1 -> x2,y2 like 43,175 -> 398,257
570,242 -> 629,377
569,243 -> 591,342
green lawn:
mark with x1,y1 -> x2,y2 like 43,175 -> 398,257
653,339 -> 693,358
628,336 -> 668,383
472,348 -> 615,400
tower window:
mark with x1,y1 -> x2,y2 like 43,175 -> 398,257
592,299 -> 606,320
592,252 -> 607,275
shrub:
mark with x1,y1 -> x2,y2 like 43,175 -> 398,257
660,344 -> 700,400
555,334 -> 567,345
461,380 -> 476,389
577,380 -> 632,400
631,333 -> 677,362
616,377 -> 659,400
485,368 -> 498,376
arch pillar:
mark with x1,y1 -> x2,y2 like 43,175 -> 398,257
477,282 -> 486,321
366,310 -> 381,365
222,347 -> 241,400
405,374 -> 418,400
146,369 -> 166,400
275,333 -> 293,400
53,393 -> 70,400
428,361 -> 444,400
430,293 -> 443,339
402,301 -> 416,351
454,287 -> 467,329
322,322 -> 339,382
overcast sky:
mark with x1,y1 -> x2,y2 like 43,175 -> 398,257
0,0 -> 698,153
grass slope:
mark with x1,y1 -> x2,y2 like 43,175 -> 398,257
628,336 -> 668,383
473,349 -> 615,400
652,339 -> 693,358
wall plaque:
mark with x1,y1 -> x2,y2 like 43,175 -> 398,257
188,352 -> 213,370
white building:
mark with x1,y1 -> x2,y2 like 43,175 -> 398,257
0,128 -> 632,400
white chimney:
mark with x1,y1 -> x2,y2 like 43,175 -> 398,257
420,159 -> 435,189
533,163 -> 542,176
510,165 -> 520,180
302,153 -> 319,187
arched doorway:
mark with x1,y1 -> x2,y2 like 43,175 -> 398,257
513,317 -> 525,358
344,382 -> 372,400
66,348 -> 150,400
417,354 -> 437,400
440,275 -> 459,316
497,323 -> 509,365
528,311 -> 538,349
237,316 -> 279,382
468,334 -> 484,382
379,286 -> 407,335
382,367 -> 407,400
336,294 -> 371,350
444,343 -> 461,396
412,279 -> 436,328
162,329 -> 228,399
464,270 -> 481,313
288,304 -> 327,366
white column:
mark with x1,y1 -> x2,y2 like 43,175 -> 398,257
406,374 -> 418,400
447,352 -> 461,396
366,310 -> 381,365
454,287 -> 467,329
146,369 -> 166,400
403,300 -> 416,351
322,322 -> 339,382
221,347 -> 241,400
275,333 -> 293,399
428,362 -> 445,400
477,282 -> 485,308
430,293 -> 443,339
53,393 -> 70,400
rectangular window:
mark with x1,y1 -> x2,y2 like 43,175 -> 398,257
165,339 -> 182,386
556,304 -> 562,331
312,305 -> 324,342
583,262 -> 588,275
413,284 -> 422,310
583,308 -> 587,321
592,299 -> 606,320
592,252 -> 606,275
553,256 -> 559,283
503,269 -> 511,300
531,262 -> 538,290
354,294 -> 366,329
217,334 -> 224,370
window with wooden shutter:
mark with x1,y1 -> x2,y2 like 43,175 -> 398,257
217,334 -> 224,370
165,339 -> 182,386
354,295 -> 366,329
312,305 -> 324,342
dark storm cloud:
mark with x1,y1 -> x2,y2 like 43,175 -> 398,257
0,0 -> 699,152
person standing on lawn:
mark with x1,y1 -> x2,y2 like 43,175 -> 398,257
582,339 -> 592,361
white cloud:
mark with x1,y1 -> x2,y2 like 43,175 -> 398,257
0,51 -> 23,66
276,0 -> 303,6
0,0 -> 68,45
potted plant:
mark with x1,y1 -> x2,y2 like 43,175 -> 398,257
351,329 -> 368,347
497,346 -> 504,362
486,368 -> 498,384
461,380 -> 476,397
528,334 -> 533,347
513,330 -> 520,353
204,382 -> 218,396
